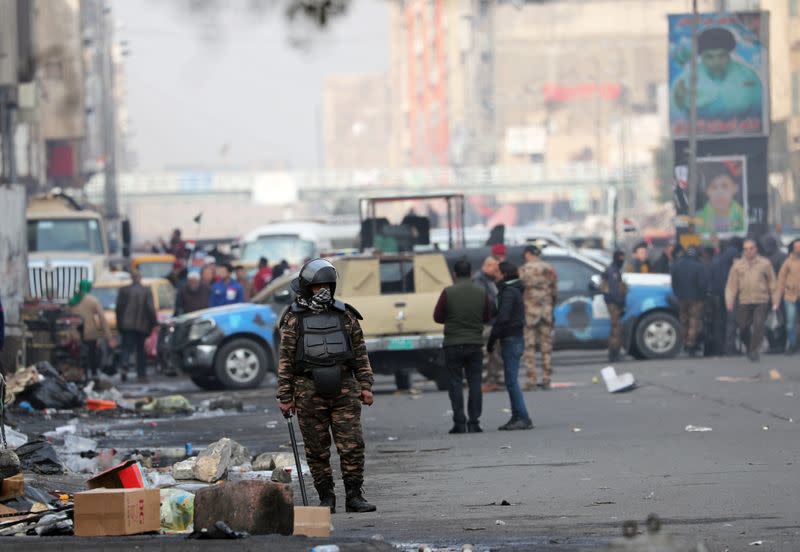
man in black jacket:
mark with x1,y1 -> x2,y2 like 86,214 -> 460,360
709,238 -> 742,355
601,251 -> 628,362
488,262 -> 532,431
671,247 -> 709,355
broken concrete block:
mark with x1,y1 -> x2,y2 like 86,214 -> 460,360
193,480 -> 293,536
271,453 -> 296,471
252,452 -> 276,471
270,468 -> 291,484
192,439 -> 233,482
173,457 -> 198,480
229,440 -> 251,467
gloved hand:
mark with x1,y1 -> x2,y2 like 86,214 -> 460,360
487,337 -> 496,353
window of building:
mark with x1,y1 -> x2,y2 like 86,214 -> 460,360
791,0 -> 798,17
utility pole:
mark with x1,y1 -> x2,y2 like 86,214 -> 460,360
687,0 -> 700,221
99,2 -> 119,222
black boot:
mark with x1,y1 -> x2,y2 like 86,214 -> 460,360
344,480 -> 377,513
315,481 -> 336,513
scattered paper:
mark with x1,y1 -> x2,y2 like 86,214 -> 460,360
495,520 -> 506,526
685,425 -> 713,432
601,366 -> 636,393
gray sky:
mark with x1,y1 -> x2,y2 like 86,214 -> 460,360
114,1 -> 389,171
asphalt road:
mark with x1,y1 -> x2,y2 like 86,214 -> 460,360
7,350 -> 800,551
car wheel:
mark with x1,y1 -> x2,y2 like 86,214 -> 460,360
214,338 -> 270,390
634,312 -> 681,359
190,373 -> 224,390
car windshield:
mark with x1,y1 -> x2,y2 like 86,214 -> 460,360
137,261 -> 174,279
27,219 -> 105,255
92,287 -> 120,310
240,236 -> 316,267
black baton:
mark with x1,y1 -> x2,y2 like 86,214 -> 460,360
286,414 -> 309,506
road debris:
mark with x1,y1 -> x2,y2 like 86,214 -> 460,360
684,425 -> 713,432
495,519 -> 506,526
601,366 -> 636,393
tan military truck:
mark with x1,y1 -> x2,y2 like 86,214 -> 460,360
335,252 -> 452,389
26,193 -> 113,301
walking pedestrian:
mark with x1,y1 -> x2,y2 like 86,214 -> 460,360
116,272 -> 158,382
209,263 -> 245,307
271,260 -> 290,282
174,269 -> 210,316
725,238 -> 776,361
652,241 -> 676,274
276,259 -> 376,513
234,265 -> 253,301
626,242 -> 651,273
601,251 -> 628,362
709,238 -> 742,355
473,256 -> 503,392
670,247 -> 708,355
69,280 -> 115,380
433,259 -> 492,434
773,239 -> 800,354
519,245 -> 558,391
488,262 -> 533,431
253,257 -> 272,293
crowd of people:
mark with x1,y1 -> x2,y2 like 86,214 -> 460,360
624,235 -> 800,360
432,234 -> 800,434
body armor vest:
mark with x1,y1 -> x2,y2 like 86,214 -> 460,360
296,310 -> 354,367
294,307 -> 354,396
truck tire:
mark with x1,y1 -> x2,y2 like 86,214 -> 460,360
213,338 -> 270,390
417,357 -> 449,391
634,311 -> 681,359
190,373 -> 223,390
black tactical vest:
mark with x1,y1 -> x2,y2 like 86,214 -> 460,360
295,309 -> 355,369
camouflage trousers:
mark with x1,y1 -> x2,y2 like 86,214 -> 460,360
607,303 -> 624,352
294,376 -> 365,490
678,299 -> 704,349
523,319 -> 553,386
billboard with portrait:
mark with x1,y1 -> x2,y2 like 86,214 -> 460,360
695,156 -> 748,236
668,12 -> 769,139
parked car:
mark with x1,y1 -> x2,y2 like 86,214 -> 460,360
445,245 -> 681,359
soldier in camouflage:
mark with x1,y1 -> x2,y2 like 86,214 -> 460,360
277,259 -> 377,514
519,245 -> 558,390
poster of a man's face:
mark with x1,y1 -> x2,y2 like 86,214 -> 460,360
668,12 -> 768,139
696,157 -> 748,236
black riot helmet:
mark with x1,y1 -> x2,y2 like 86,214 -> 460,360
291,258 -> 338,297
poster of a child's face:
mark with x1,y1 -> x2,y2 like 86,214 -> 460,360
696,156 -> 747,236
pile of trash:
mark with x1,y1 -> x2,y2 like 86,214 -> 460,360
0,425 -> 310,537
2,362 -> 220,418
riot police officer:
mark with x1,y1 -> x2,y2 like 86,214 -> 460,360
276,259 -> 377,513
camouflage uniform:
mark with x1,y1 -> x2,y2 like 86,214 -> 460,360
277,310 -> 374,492
519,258 -> 558,388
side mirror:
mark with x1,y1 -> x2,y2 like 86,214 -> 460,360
589,274 -> 602,292
121,219 -> 132,258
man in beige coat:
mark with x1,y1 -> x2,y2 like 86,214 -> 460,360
773,239 -> 800,354
725,239 -> 776,361
70,280 -> 114,379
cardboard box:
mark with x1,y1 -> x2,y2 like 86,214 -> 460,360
74,488 -> 160,536
87,460 -> 146,489
0,473 -> 25,500
293,506 -> 331,538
